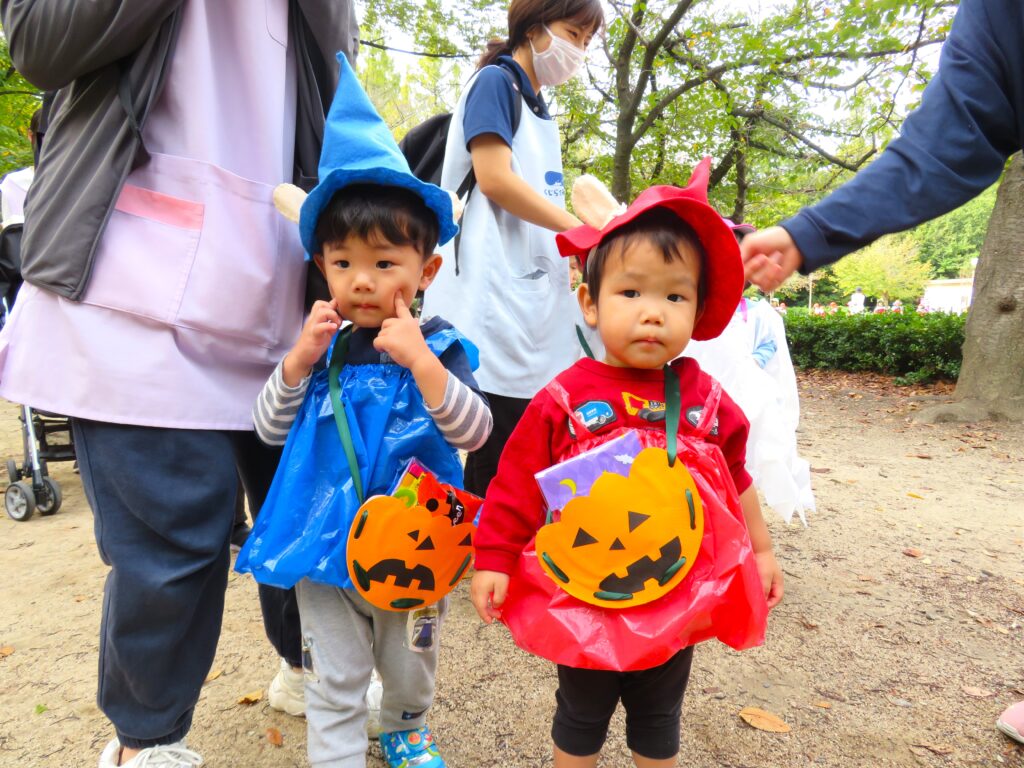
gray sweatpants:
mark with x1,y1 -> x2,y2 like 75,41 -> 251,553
296,580 -> 447,768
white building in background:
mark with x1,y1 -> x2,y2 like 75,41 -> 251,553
921,277 -> 973,313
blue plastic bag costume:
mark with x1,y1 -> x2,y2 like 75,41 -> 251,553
236,324 -> 475,589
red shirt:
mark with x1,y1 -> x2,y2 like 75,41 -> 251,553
475,357 -> 753,574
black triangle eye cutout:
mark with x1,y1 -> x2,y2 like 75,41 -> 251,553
572,528 -> 598,548
407,530 -> 420,541
416,536 -> 435,551
459,533 -> 473,547
610,538 -> 625,550
628,511 -> 649,532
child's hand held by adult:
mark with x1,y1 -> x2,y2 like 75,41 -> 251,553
470,570 -> 509,624
282,299 -> 341,386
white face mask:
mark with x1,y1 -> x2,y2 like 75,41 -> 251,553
530,24 -> 586,87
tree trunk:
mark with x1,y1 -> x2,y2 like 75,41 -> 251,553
922,153 -> 1024,421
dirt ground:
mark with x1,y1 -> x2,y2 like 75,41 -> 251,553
1,370 -> 1022,768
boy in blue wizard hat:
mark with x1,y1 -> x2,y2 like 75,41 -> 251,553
236,53 -> 492,768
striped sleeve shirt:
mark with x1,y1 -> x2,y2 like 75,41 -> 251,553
253,360 -> 492,451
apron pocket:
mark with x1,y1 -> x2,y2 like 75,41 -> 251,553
82,185 -> 202,324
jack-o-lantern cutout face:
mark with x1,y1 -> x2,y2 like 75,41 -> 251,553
535,446 -> 704,608
347,495 -> 475,611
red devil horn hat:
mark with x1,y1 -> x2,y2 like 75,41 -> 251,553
557,157 -> 743,340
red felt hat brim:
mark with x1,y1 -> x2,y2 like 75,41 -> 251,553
557,186 -> 743,341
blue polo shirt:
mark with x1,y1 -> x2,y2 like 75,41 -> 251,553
462,55 -> 551,149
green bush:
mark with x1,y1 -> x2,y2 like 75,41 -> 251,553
783,311 -> 965,383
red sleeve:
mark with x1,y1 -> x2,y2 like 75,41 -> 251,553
473,394 -> 555,574
714,387 -> 753,495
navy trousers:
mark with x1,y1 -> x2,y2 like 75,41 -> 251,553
72,419 -> 300,749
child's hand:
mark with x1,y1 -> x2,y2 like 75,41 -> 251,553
470,570 -> 509,624
754,549 -> 784,610
282,299 -> 341,386
373,293 -> 431,371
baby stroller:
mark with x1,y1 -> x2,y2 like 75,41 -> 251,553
0,220 -> 74,521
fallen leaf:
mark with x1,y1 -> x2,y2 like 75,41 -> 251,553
266,727 -> 283,747
982,550 -> 999,558
204,668 -> 223,684
237,690 -> 263,705
703,687 -> 721,694
0,646 -> 13,658
907,492 -> 924,499
798,617 -> 819,630
74,595 -> 88,602
34,704 -> 48,715
961,686 -> 994,698
902,548 -> 922,558
910,743 -> 954,756
973,616 -> 1010,634
858,575 -> 879,583
813,701 -> 832,709
738,707 -> 791,733
810,467 -> 832,474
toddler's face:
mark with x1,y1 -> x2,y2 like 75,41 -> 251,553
316,233 -> 440,328
580,238 -> 702,369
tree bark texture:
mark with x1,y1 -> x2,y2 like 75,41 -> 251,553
954,152 -> 1024,419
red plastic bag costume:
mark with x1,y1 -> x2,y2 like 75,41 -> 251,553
499,378 -> 768,671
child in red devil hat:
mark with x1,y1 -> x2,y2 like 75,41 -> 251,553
471,159 -> 782,768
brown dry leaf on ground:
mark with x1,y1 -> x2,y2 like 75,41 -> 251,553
910,743 -> 955,756
961,686 -> 995,698
237,690 -> 263,705
266,728 -> 284,747
204,669 -> 223,684
738,707 -> 792,733
902,547 -> 923,558
0,645 -> 13,658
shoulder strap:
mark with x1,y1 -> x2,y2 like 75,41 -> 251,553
327,327 -> 364,504
454,65 -> 523,276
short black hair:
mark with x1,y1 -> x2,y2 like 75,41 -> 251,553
584,208 -> 708,309
314,183 -> 439,258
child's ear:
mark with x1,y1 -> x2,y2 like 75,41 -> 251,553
577,282 -> 598,328
313,253 -> 326,276
418,253 -> 443,291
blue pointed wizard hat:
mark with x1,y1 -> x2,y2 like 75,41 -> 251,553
299,53 -> 459,256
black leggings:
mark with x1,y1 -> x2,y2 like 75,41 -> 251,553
552,647 -> 695,760
462,391 -> 530,497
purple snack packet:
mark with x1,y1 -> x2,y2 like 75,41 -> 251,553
534,431 -> 643,517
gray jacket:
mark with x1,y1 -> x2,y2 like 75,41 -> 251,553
0,0 -> 357,300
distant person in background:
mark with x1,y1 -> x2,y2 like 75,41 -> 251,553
891,298 -> 904,313
847,287 -> 866,314
0,108 -> 43,228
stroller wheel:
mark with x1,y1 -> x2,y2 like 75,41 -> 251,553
5,481 -> 36,521
37,477 -> 62,516
6,459 -> 19,483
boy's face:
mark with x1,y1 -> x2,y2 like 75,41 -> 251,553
578,238 -> 702,369
315,233 -> 441,328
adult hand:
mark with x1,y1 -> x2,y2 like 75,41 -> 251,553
282,299 -> 341,386
373,293 -> 431,370
740,226 -> 805,292
470,570 -> 509,623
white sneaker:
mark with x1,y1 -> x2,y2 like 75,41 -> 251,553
267,658 -> 305,717
98,738 -> 203,767
365,669 -> 383,738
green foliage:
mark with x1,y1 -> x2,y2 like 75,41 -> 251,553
912,185 -> 997,278
832,234 -> 932,303
784,310 -> 965,382
0,35 -> 42,177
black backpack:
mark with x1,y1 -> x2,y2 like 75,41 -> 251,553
398,66 -> 523,272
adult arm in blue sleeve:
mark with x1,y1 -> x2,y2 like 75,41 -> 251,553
781,0 -> 1023,272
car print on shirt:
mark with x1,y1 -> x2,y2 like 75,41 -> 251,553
570,401 -> 617,435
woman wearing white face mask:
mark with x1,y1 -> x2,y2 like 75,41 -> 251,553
423,0 -> 604,498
